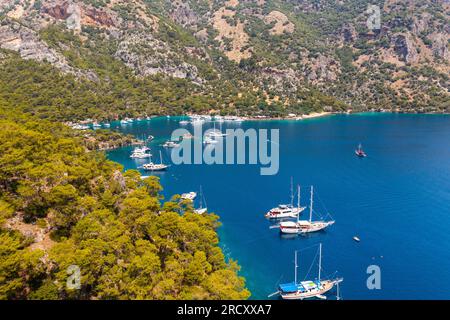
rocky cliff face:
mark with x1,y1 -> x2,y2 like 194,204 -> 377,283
394,34 -> 419,63
0,17 -> 96,80
0,0 -> 448,113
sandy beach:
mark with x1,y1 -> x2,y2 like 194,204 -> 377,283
244,111 -> 334,121
296,112 -> 332,120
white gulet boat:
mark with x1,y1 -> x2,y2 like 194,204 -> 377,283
206,121 -> 228,138
279,186 -> 335,234
142,151 -> 168,171
270,244 -> 343,300
130,146 -> 151,159
265,180 -> 306,219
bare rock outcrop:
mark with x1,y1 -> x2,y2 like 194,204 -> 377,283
260,67 -> 300,93
263,11 -> 295,35
41,0 -> 118,29
170,0 -> 200,28
429,32 -> 450,61
0,19 -> 97,80
115,32 -> 203,84
303,54 -> 340,83
393,33 -> 419,63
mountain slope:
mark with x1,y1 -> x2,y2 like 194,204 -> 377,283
0,0 -> 448,120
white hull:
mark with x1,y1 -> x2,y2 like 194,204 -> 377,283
280,221 -> 335,234
130,154 -> 152,159
279,226 -> 300,234
163,142 -> 180,148
143,164 -> 168,171
301,221 -> 335,233
195,208 -> 207,214
280,280 -> 338,300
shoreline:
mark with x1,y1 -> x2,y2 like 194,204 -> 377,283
71,110 -> 450,129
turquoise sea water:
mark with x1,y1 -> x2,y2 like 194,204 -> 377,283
106,113 -> 450,300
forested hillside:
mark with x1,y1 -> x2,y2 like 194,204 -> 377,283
0,102 -> 250,299
0,0 -> 447,121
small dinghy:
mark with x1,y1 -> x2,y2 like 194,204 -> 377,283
355,143 -> 367,157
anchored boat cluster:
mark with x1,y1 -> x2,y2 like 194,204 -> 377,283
266,179 -> 342,300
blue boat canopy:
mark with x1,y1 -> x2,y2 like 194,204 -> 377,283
279,282 -> 302,293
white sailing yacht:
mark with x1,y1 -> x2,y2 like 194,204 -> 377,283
273,244 -> 343,300
279,186 -> 335,234
194,186 -> 207,214
162,140 -> 180,148
207,121 -> 227,138
143,150 -> 168,171
265,179 -> 306,219
130,146 -> 152,159
203,136 -> 219,144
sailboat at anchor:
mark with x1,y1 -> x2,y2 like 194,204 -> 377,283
279,186 -> 335,234
194,186 -> 207,214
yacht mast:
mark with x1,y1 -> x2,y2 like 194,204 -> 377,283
337,282 -> 341,300
318,243 -> 322,283
198,186 -> 203,209
294,250 -> 298,285
159,150 -> 163,165
297,185 -> 301,209
290,177 -> 294,207
309,186 -> 314,222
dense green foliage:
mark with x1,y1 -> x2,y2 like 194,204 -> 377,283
0,104 -> 250,300
80,129 -> 138,151
0,49 -> 214,121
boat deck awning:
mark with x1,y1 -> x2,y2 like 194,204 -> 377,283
279,282 -> 300,293
300,281 -> 318,290
279,280 -> 321,293
279,282 -> 309,293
